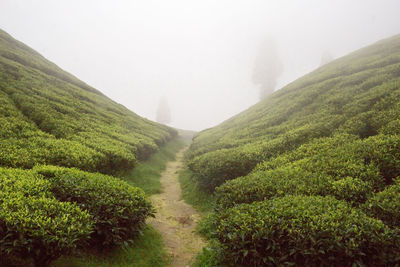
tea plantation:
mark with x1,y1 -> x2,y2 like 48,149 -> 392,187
187,34 -> 400,266
0,29 -> 176,266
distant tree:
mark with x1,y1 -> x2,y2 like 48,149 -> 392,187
156,96 -> 171,124
319,51 -> 333,67
252,38 -> 283,100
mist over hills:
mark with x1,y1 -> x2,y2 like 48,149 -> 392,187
0,28 -> 179,266
188,34 -> 400,182
187,34 -> 400,265
0,29 -> 176,173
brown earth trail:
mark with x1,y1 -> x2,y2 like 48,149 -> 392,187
147,147 -> 206,267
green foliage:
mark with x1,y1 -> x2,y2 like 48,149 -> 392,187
0,167 -> 51,198
187,35 -> 400,191
193,242 -> 228,267
0,164 -> 156,265
0,28 -> 176,265
0,195 -> 92,267
362,134 -> 400,184
0,29 -> 177,174
54,226 -> 169,267
121,138 -> 186,195
179,168 -> 215,213
33,165 -> 154,248
213,196 -> 400,266
215,134 -> 386,208
364,178 -> 400,228
187,34 -> 400,266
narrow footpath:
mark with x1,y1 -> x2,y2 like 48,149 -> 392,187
147,147 -> 206,267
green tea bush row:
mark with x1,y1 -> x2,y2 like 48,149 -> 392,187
364,177 -> 400,228
0,167 -> 93,267
34,165 -> 154,247
0,195 -> 93,267
187,39 -> 400,189
188,119 -> 344,192
0,31 -> 177,174
216,134 -> 400,209
0,165 -> 154,265
213,195 -> 400,266
187,34 -> 400,266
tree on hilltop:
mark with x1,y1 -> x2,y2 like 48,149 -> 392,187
252,38 -> 283,100
319,51 -> 333,67
156,96 -> 171,124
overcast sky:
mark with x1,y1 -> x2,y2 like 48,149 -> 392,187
1,0 -> 399,130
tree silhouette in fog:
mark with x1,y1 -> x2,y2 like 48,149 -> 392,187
156,96 -> 171,124
252,38 -> 283,100
319,51 -> 333,67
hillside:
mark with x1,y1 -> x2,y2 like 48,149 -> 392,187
187,34 -> 400,265
0,28 -> 177,174
0,29 -> 177,266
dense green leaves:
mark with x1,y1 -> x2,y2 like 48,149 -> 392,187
213,196 -> 399,266
364,178 -> 400,228
0,29 -> 177,174
0,28 -> 171,265
187,34 -> 400,265
187,35 -> 400,191
0,168 -> 93,267
34,165 -> 154,247
0,166 -> 154,265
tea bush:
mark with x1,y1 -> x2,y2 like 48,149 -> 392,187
187,34 -> 400,266
362,134 -> 400,184
0,167 -> 93,266
215,135 -> 385,208
0,167 -> 51,197
0,29 -> 177,174
364,177 -> 400,228
213,195 -> 400,266
0,26 -> 167,265
188,35 -> 400,192
34,165 -> 154,247
0,194 -> 93,267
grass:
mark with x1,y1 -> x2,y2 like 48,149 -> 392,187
178,168 -> 215,213
119,137 -> 186,195
178,167 -> 221,267
53,225 -> 169,267
184,34 -> 400,266
52,136 -> 187,267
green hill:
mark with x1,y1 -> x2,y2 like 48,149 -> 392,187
0,29 -> 177,174
187,35 -> 400,266
0,29 -> 176,266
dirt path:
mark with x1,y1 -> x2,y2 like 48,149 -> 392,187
147,147 -> 206,267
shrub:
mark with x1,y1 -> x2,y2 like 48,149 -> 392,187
362,134 -> 400,184
0,195 -> 92,267
213,195 -> 400,266
34,165 -> 154,248
328,176 -> 372,204
215,136 -> 383,209
188,146 -> 261,192
215,167 -> 321,209
0,167 -> 52,198
364,178 -> 400,228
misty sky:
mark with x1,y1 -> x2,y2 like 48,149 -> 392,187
0,0 -> 399,130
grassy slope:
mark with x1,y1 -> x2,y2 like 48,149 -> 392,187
187,34 -> 400,191
179,168 -> 215,213
186,34 -> 400,265
0,28 -> 179,266
0,28 -> 177,174
53,137 -> 187,267
54,226 -> 168,267
121,138 -> 186,195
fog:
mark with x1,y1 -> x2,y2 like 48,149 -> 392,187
0,0 -> 399,130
